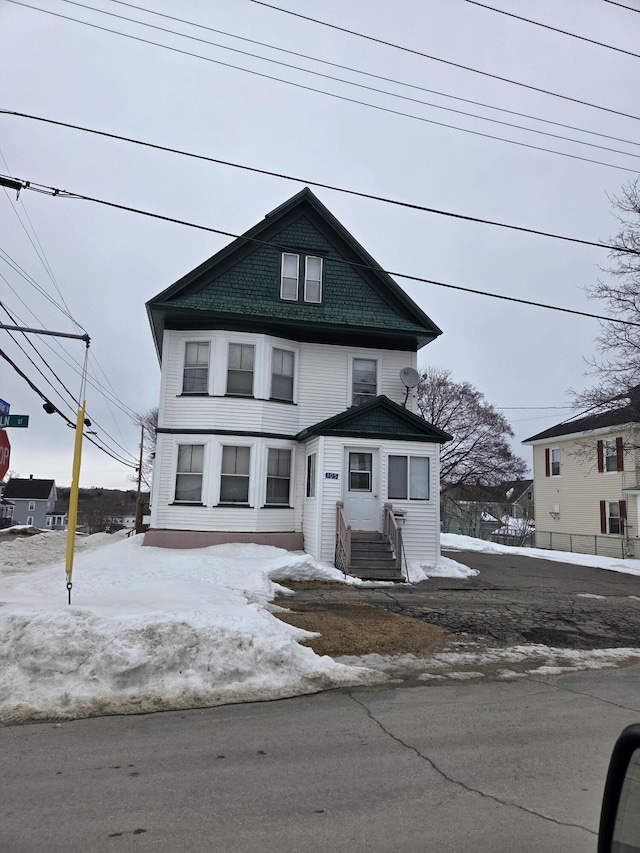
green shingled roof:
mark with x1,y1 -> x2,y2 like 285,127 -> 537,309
147,189 -> 442,357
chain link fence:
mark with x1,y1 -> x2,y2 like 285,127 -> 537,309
534,531 -> 635,559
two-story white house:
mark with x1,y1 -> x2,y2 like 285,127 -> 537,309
145,189 -> 451,578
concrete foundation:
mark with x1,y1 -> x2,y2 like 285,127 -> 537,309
143,528 -> 305,551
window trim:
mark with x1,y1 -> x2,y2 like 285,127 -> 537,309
28,501 -> 35,512
279,252 -> 324,304
26,516 -> 34,526
546,447 -> 561,477
218,444 -> 252,505
350,355 -> 379,407
280,252 -> 299,301
387,454 -> 431,501
270,346 -> 296,403
182,340 -> 210,395
174,443 -> 206,504
265,447 -> 293,507
303,255 -> 323,304
226,342 -> 255,398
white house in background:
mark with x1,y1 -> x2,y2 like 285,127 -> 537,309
523,389 -> 640,558
145,188 -> 451,579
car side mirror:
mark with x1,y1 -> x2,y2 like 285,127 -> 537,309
598,724 -> 640,853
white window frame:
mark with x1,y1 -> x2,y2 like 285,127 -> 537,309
550,447 -> 561,477
281,253 -> 299,301
350,356 -> 378,406
28,501 -> 35,512
607,501 -> 621,535
306,453 -> 317,498
265,447 -> 293,506
304,256 -> 323,303
26,516 -> 34,526
174,443 -> 206,504
604,439 -> 617,473
226,343 -> 255,397
219,444 -> 252,505
46,517 -> 52,527
387,454 -> 430,501
182,341 -> 210,394
270,347 -> 296,403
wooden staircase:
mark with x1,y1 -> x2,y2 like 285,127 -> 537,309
347,530 -> 404,581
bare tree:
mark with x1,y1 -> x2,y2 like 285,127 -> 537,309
571,179 -> 640,414
417,367 -> 527,494
132,407 -> 158,491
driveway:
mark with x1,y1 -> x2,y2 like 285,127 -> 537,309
284,549 -> 640,649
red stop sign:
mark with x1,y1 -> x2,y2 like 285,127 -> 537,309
0,430 -> 10,480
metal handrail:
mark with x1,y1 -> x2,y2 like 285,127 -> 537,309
335,501 -> 351,577
383,503 -> 403,572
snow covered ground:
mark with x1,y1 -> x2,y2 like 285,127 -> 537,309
441,532 -> 640,576
1,529 -> 638,724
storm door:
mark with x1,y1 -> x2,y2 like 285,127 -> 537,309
343,448 -> 380,530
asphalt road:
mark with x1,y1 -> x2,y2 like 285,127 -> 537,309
287,549 -> 640,650
2,664 -> 640,853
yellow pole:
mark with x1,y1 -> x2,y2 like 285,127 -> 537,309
65,401 -> 86,604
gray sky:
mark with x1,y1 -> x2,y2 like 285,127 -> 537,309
1,0 -> 639,488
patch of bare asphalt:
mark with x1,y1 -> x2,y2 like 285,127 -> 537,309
274,550 -> 640,682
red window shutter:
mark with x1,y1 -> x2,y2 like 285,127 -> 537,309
545,448 -> 550,477
597,440 -> 604,473
620,500 -> 627,536
616,437 -> 624,472
599,500 -> 607,534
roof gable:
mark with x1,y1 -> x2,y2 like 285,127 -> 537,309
147,188 -> 442,357
296,395 -> 452,443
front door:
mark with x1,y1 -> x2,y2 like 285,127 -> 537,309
343,448 -> 380,530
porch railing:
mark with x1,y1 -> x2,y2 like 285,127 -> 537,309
335,501 -> 351,576
383,503 -> 403,573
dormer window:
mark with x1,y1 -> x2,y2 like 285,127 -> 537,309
280,252 -> 323,303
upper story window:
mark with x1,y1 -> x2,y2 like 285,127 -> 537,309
598,437 -> 623,473
352,358 -> 377,406
182,342 -> 210,394
545,447 -> 560,477
280,252 -> 323,303
271,348 -> 295,402
28,501 -> 35,512
227,344 -> 255,396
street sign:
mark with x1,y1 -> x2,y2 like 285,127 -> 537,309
0,430 -> 10,480
0,414 -> 29,428
0,399 -> 9,415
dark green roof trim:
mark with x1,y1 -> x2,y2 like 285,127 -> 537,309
157,428 -> 298,440
295,396 -> 452,444
147,188 -> 442,359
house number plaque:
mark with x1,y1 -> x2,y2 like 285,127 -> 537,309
325,472 -> 339,480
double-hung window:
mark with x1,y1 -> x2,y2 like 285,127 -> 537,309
28,501 -> 35,512
182,342 -> 210,394
280,252 -> 323,303
271,348 -> 295,402
227,344 -> 255,396
388,455 -> 430,501
352,358 -> 377,406
175,445 -> 204,502
266,449 -> 292,505
220,446 -> 251,503
608,501 -> 621,534
545,447 -> 560,477
604,439 -> 618,472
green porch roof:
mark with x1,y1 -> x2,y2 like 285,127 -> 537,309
147,188 -> 442,357
296,396 -> 453,443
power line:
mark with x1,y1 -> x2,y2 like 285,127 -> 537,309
465,0 -> 640,58
250,0 -> 640,121
603,0 -> 640,12
45,0 -> 640,162
5,3 -> 638,173
104,0 -> 640,150
8,174 -> 640,329
3,111 -> 639,256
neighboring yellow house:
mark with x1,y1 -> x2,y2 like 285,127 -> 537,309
523,395 -> 639,559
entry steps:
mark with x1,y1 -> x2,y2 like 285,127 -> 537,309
347,530 -> 404,582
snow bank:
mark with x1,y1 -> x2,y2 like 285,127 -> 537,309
0,535 -> 377,723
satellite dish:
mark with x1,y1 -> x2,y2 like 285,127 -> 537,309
399,367 -> 420,388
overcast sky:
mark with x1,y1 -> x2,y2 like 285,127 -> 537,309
1,0 -> 639,489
